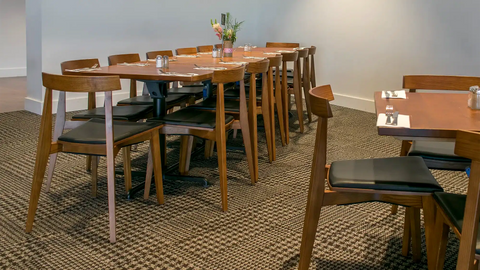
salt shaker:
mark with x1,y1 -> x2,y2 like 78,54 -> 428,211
156,55 -> 163,68
469,85 -> 480,110
163,55 -> 169,68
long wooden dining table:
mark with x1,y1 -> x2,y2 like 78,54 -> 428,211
64,47 -> 299,196
374,91 -> 480,269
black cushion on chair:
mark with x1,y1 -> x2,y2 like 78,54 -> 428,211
58,118 -> 161,145
168,86 -> 204,97
189,97 -> 241,113
433,192 -> 480,254
224,87 -> 262,100
117,94 -> 190,106
71,105 -> 153,122
147,107 -> 234,129
329,156 -> 443,193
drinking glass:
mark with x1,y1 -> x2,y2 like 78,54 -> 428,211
244,43 -> 252,52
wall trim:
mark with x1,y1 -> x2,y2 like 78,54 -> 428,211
0,67 -> 27,78
24,92 -> 131,115
331,92 -> 375,113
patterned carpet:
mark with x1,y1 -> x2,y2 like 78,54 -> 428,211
0,105 -> 466,269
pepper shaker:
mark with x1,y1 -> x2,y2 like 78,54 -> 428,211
469,85 -> 480,110
163,55 -> 169,69
156,55 -> 163,68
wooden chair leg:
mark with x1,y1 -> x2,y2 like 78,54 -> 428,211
232,129 -> 238,138
45,153 -> 58,192
91,156 -> 98,197
294,61 -> 305,133
144,149 -> 153,200
410,207 -> 422,262
204,140 -> 215,159
150,131 -> 164,205
105,148 -> 117,243
282,63 -> 290,145
434,212 -> 450,270
262,97 -> 274,164
179,135 -> 194,176
275,78 -> 286,147
391,141 -> 411,215
86,156 -> 92,172
303,58 -> 312,123
422,196 -> 437,270
122,147 -> 132,193
402,207 -> 411,257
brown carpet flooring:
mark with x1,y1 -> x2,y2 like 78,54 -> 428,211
0,105 -> 466,269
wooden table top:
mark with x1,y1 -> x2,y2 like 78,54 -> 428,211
374,91 -> 480,138
64,47 -> 295,82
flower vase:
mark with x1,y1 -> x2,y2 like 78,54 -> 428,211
223,40 -> 233,57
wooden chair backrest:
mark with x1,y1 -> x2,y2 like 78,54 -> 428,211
281,51 -> 299,62
212,66 -> 245,84
266,42 -> 300,48
403,75 -> 480,92
108,53 -> 141,65
214,44 -> 223,49
61,59 -> 100,74
455,131 -> 480,161
146,50 -> 174,59
43,73 -> 121,93
308,85 -> 334,119
197,45 -> 214,52
246,59 -> 269,74
309,46 -> 316,55
296,48 -> 309,58
267,55 -> 282,67
176,47 -> 197,55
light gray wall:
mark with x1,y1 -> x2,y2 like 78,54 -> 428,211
256,0 -> 480,112
26,0 -> 261,113
0,0 -> 26,77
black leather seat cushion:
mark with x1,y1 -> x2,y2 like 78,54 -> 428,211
147,107 -> 234,129
433,192 -> 480,254
168,86 -> 204,97
189,97 -> 240,113
71,105 -> 153,122
224,87 -> 262,100
117,94 -> 190,106
408,151 -> 471,171
329,156 -> 443,193
58,118 -> 161,145
274,69 -> 294,78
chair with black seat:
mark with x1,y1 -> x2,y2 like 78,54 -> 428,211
144,66 -> 248,211
224,55 -> 286,159
146,50 -> 174,59
391,76 -> 480,225
44,59 -> 154,195
432,130 -> 480,269
187,61 -> 271,182
309,46 -> 317,89
108,53 -> 142,98
25,73 -> 164,243
197,45 -> 214,53
176,47 -> 198,55
297,85 -> 443,270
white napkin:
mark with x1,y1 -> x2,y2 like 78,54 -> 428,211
276,50 -> 295,53
243,56 -> 267,60
159,72 -> 198,77
220,61 -> 248,65
376,113 -> 410,128
193,67 -> 227,71
294,47 -> 307,50
381,90 -> 407,99
118,62 -> 149,67
64,68 -> 101,72
176,55 -> 200,58
197,52 -> 213,55
263,52 -> 279,55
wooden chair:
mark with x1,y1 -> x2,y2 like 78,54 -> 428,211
214,44 -> 223,49
185,62 -> 267,182
146,50 -> 174,59
297,85 -> 443,270
25,73 -> 164,243
224,55 -> 286,159
279,51 -> 300,142
266,42 -> 300,48
391,76 -> 480,225
432,130 -> 480,269
47,59 -> 153,194
108,53 -> 141,98
176,47 -> 198,55
144,66 -> 246,211
197,45 -> 214,52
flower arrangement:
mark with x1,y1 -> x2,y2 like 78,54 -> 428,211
210,12 -> 244,44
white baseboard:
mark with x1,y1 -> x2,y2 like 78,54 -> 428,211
24,92 -> 132,115
0,67 -> 26,78
331,92 -> 375,113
